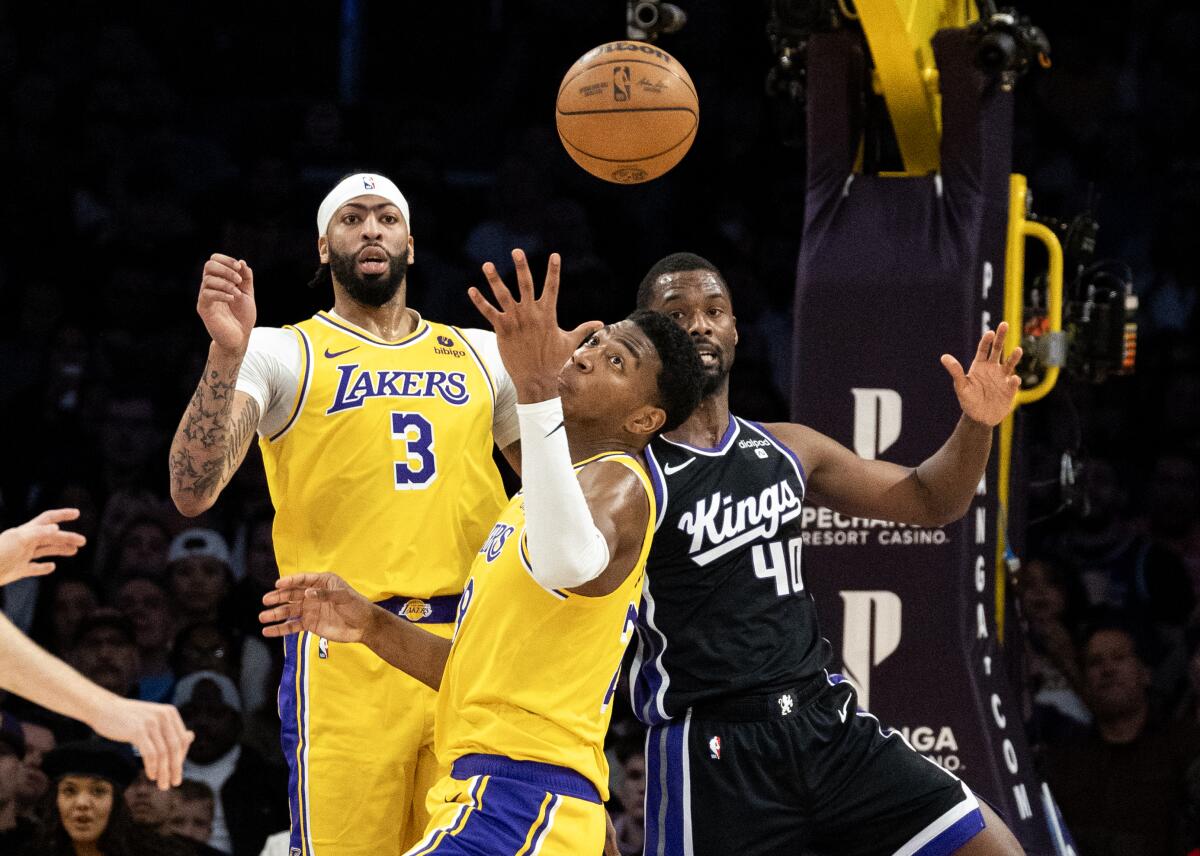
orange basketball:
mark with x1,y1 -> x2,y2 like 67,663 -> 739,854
555,41 -> 699,184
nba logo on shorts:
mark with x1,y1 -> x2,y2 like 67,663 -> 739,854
318,637 -> 329,659
708,735 -> 721,759
362,175 -> 376,190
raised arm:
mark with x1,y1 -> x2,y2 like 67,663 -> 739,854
774,322 -> 1021,527
169,254 -> 260,516
260,573 -> 451,690
468,250 -> 650,597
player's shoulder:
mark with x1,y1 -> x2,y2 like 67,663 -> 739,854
246,325 -> 301,352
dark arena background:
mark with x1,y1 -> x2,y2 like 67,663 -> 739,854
1,1 -> 1199,855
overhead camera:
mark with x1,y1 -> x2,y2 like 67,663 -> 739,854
764,0 -> 843,105
1020,207 -> 1138,386
969,6 -> 1051,91
627,1 -> 688,42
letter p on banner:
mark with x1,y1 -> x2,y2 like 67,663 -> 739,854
840,590 -> 902,711
851,388 -> 902,460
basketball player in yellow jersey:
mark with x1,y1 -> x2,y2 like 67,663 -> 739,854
258,249 -> 705,855
168,175 -> 567,855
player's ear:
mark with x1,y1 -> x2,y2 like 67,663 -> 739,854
318,235 -> 330,265
406,235 -> 415,265
626,404 -> 666,439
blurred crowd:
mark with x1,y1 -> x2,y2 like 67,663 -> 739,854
0,1 -> 1198,854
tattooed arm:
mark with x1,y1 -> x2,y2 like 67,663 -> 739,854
170,253 -> 259,517
169,349 -> 261,516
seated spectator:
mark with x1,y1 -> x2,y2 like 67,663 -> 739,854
1043,620 -> 1200,855
173,671 -> 286,856
0,714 -> 34,851
167,779 -> 215,846
107,514 -> 172,581
24,738 -> 176,855
1018,556 -> 1092,745
166,529 -> 235,629
29,573 -> 102,657
125,768 -> 178,832
14,717 -> 56,824
610,734 -> 646,856
114,575 -> 178,702
167,530 -> 272,715
1051,458 -> 1195,666
69,609 -> 142,699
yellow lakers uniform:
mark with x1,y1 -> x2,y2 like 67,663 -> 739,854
405,452 -> 654,856
263,311 -> 508,856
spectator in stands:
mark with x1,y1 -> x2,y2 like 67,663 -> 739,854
173,671 -> 286,855
1043,620 -> 1200,855
167,779 -> 215,846
69,609 -> 142,700
0,715 -> 34,851
114,575 -> 178,702
1018,555 -> 1092,745
610,734 -> 646,856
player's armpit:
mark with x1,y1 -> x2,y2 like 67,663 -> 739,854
569,462 -> 651,598
500,439 -> 522,477
169,350 -> 261,517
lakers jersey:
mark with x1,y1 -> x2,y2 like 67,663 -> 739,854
435,453 -> 654,799
259,311 -> 508,601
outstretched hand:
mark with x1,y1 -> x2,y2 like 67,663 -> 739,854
467,249 -> 602,402
0,508 -> 87,587
259,573 -> 376,643
940,321 -> 1023,427
91,699 -> 193,790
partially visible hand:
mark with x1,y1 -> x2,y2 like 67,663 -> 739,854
0,508 -> 87,586
604,808 -> 619,856
468,249 -> 602,402
198,253 -> 257,355
940,321 -> 1022,427
91,698 -> 193,790
260,573 -> 376,643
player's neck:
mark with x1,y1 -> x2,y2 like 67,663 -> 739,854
566,429 -> 640,463
331,285 -> 417,341
665,386 -> 731,448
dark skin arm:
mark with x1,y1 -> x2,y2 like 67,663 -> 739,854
255,459 -> 649,689
770,322 -> 1022,527
260,574 -> 451,691
469,249 -> 645,597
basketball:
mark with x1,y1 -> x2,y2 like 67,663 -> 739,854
555,41 -> 699,184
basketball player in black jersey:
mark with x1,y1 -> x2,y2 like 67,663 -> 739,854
630,253 -> 1025,856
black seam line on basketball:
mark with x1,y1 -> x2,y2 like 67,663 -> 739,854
558,107 -> 698,116
559,126 -> 697,162
557,59 -> 697,101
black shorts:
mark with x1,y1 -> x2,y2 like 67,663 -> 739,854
643,675 -> 985,856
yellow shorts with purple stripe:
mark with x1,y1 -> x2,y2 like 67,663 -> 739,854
405,755 -> 606,856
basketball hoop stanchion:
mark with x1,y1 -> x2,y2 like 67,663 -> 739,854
994,172 -> 1064,642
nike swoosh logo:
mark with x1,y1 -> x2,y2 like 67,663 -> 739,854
324,346 -> 359,359
662,458 -> 696,476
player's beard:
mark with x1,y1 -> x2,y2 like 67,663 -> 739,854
329,246 -> 410,307
701,355 -> 732,397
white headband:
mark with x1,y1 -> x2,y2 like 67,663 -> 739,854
316,173 -> 411,236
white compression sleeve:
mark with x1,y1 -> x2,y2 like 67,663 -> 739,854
518,398 -> 611,591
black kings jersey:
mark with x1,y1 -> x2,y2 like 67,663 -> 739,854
630,415 -> 831,725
